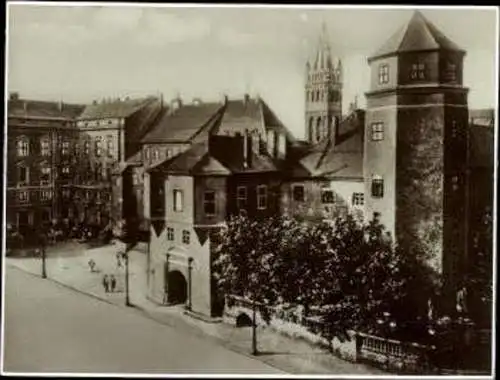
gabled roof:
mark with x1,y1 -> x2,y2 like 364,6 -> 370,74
8,99 -> 85,120
141,102 -> 224,143
77,97 -> 157,120
293,109 -> 365,179
149,142 -> 231,176
369,10 -> 464,62
214,99 -> 263,136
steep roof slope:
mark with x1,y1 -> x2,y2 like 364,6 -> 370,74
78,97 -> 157,120
369,10 -> 464,61
8,99 -> 85,119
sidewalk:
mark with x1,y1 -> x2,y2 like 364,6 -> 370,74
6,244 -> 385,375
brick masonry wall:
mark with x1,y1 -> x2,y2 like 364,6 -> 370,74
396,106 -> 445,272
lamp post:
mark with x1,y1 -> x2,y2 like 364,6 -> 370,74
38,230 -> 47,279
252,297 -> 258,356
125,248 -> 131,307
187,257 -> 193,311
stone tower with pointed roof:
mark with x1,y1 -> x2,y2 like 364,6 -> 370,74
305,22 -> 343,145
364,10 -> 469,301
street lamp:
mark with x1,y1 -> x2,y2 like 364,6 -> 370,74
37,230 -> 47,279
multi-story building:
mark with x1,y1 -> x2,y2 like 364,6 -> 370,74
136,11 -> 494,319
363,11 -> 470,303
76,96 -> 163,233
6,92 -> 85,240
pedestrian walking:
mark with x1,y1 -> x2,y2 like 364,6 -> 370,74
102,274 -> 109,293
116,252 -> 122,268
110,275 -> 117,293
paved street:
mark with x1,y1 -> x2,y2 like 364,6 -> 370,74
3,266 -> 285,375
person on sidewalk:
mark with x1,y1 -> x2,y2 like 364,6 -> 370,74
102,274 -> 110,293
110,275 -> 117,293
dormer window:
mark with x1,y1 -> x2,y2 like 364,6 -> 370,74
410,62 -> 426,80
378,64 -> 389,84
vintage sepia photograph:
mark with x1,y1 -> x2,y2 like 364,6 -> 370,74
1,2 -> 498,377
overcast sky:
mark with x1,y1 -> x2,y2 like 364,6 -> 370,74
7,4 -> 498,139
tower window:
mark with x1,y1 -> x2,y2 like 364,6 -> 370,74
18,166 -> 29,184
445,61 -> 457,82
410,63 -> 426,80
371,122 -> 384,141
378,64 -> 389,84
316,117 -> 322,142
371,175 -> 384,198
204,191 -> 216,216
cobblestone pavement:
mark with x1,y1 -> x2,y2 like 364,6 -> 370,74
5,243 -> 385,375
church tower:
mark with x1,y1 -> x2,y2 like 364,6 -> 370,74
305,23 -> 343,145
364,10 -> 469,304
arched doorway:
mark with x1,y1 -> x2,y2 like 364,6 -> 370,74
236,312 -> 253,327
167,270 -> 187,305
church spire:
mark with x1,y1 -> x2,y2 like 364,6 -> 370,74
314,21 -> 333,70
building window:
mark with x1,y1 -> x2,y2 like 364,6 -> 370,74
17,138 -> 29,157
62,166 -> 70,175
132,173 -> 139,186
86,191 -> 91,200
40,138 -> 50,156
371,122 -> 384,141
152,149 -> 159,161
257,185 -> 268,210
378,64 -> 389,84
371,175 -> 384,198
18,191 -> 29,203
352,192 -> 364,206
410,62 -> 426,80
321,188 -> 335,204
204,191 -> 216,216
451,120 -> 458,138
167,227 -> 174,241
451,175 -> 460,191
292,185 -> 305,202
107,136 -> 114,157
145,148 -> 150,161
41,190 -> 53,201
166,149 -> 172,158
95,136 -> 103,157
62,188 -> 71,198
236,186 -> 247,210
182,230 -> 190,244
445,61 -> 457,82
84,141 -> 90,155
62,140 -> 70,155
40,166 -> 51,183
18,166 -> 29,184
173,189 -> 183,212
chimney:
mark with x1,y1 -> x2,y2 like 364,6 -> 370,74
243,129 -> 253,169
23,101 -> 28,112
58,100 -> 63,112
92,100 -> 98,105
9,92 -> 19,101
244,93 -> 250,105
